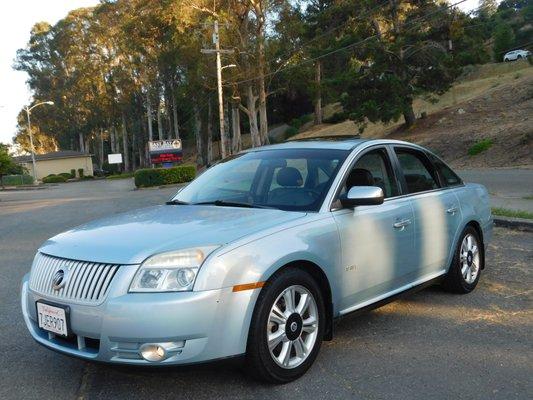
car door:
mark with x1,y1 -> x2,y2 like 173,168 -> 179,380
332,146 -> 416,313
392,146 -> 461,278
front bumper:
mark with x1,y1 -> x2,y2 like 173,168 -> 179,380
21,272 -> 259,365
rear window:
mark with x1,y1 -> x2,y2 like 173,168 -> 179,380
428,154 -> 463,187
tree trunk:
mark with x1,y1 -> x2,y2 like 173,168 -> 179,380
207,98 -> 213,165
146,93 -> 154,142
79,132 -> 85,153
121,112 -> 130,172
194,103 -> 203,167
257,19 -> 269,146
245,85 -> 260,147
223,100 -> 230,156
110,125 -> 116,153
99,128 -> 104,168
314,60 -> 323,125
171,82 -> 180,139
157,96 -> 164,140
403,102 -> 416,127
131,124 -> 137,171
231,101 -> 242,153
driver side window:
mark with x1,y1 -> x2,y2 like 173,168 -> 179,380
342,148 -> 399,198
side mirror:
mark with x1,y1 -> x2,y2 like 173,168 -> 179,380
339,186 -> 384,208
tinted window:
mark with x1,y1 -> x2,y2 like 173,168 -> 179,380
395,148 -> 439,193
428,154 -> 462,187
173,148 -> 348,211
342,148 -> 398,198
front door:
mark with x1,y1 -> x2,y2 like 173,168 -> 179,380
392,147 -> 461,277
332,147 -> 416,314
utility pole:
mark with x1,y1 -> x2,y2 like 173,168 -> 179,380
24,101 -> 54,183
201,21 -> 234,159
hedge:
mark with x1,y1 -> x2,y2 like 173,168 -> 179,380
1,174 -> 33,186
134,165 -> 196,188
58,172 -> 73,179
42,175 -> 67,183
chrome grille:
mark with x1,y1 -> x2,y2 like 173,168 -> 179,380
29,253 -> 119,304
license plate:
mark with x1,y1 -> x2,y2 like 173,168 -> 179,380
36,302 -> 69,337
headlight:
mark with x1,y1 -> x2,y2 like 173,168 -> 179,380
129,246 -> 219,292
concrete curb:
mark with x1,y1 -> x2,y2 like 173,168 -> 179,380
494,217 -> 533,232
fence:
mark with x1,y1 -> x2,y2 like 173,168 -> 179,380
1,174 -> 34,186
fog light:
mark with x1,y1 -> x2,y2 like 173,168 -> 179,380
139,344 -> 167,362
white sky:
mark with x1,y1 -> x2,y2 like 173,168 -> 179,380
0,0 -> 481,145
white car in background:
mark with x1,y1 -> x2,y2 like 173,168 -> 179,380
503,49 -> 531,62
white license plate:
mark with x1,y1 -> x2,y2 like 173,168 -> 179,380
36,302 -> 69,337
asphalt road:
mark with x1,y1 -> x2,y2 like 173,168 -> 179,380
458,168 -> 533,212
0,179 -> 532,400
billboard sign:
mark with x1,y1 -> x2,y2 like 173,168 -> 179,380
149,139 -> 182,164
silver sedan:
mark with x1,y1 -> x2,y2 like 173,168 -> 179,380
21,138 -> 492,382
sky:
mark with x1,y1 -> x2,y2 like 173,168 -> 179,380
0,0 -> 481,146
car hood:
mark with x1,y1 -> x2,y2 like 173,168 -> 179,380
39,205 -> 307,264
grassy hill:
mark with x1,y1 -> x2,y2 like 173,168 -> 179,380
294,61 -> 533,168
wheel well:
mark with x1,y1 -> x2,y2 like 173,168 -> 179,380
465,220 -> 485,269
269,260 -> 334,341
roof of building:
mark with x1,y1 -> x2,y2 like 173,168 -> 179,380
14,150 -> 92,163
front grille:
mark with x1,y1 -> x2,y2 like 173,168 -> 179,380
29,252 -> 119,304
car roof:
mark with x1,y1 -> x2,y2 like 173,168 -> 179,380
242,137 -> 417,152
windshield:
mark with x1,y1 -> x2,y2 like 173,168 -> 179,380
172,148 -> 349,211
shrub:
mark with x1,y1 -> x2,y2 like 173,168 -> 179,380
285,126 -> 299,138
1,174 -> 33,186
134,165 -> 196,188
323,111 -> 348,124
42,175 -> 67,183
58,172 -> 73,179
289,118 -> 302,129
468,139 -> 493,156
70,169 -> 76,178
78,168 -> 84,178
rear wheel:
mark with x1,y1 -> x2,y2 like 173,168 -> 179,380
442,226 -> 483,293
245,268 -> 325,383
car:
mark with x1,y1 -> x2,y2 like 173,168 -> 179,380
503,49 -> 531,62
21,138 -> 493,383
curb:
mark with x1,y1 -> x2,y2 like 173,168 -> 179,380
493,217 -> 533,232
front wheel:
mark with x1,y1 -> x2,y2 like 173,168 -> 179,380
442,226 -> 484,293
245,268 -> 325,383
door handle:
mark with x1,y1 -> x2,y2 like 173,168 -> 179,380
446,206 -> 458,215
393,219 -> 411,230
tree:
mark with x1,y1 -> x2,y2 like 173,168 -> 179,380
0,144 -> 23,186
493,22 -> 515,61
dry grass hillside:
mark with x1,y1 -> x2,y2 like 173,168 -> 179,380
294,61 -> 533,168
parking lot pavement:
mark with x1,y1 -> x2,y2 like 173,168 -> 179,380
458,168 -> 533,212
1,179 -> 531,400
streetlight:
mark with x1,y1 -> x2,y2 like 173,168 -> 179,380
24,101 -> 54,183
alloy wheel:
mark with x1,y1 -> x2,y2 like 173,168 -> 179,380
267,285 -> 319,369
460,233 -> 480,284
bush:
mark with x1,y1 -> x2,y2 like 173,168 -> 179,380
468,139 -> 493,156
80,175 -> 94,180
70,169 -> 76,178
285,126 -> 299,138
1,174 -> 33,186
58,172 -> 73,179
78,168 -> 84,178
134,165 -> 196,188
323,111 -> 348,124
42,175 -> 67,183
289,118 -> 303,129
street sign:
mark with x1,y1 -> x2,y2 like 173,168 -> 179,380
108,153 -> 123,164
149,139 -> 182,164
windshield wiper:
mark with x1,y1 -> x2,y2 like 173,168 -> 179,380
165,199 -> 190,205
192,200 -> 274,209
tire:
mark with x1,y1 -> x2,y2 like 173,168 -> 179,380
442,226 -> 484,294
245,268 -> 325,383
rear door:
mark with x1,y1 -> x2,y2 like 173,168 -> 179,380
392,146 -> 461,277
332,146 -> 416,313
